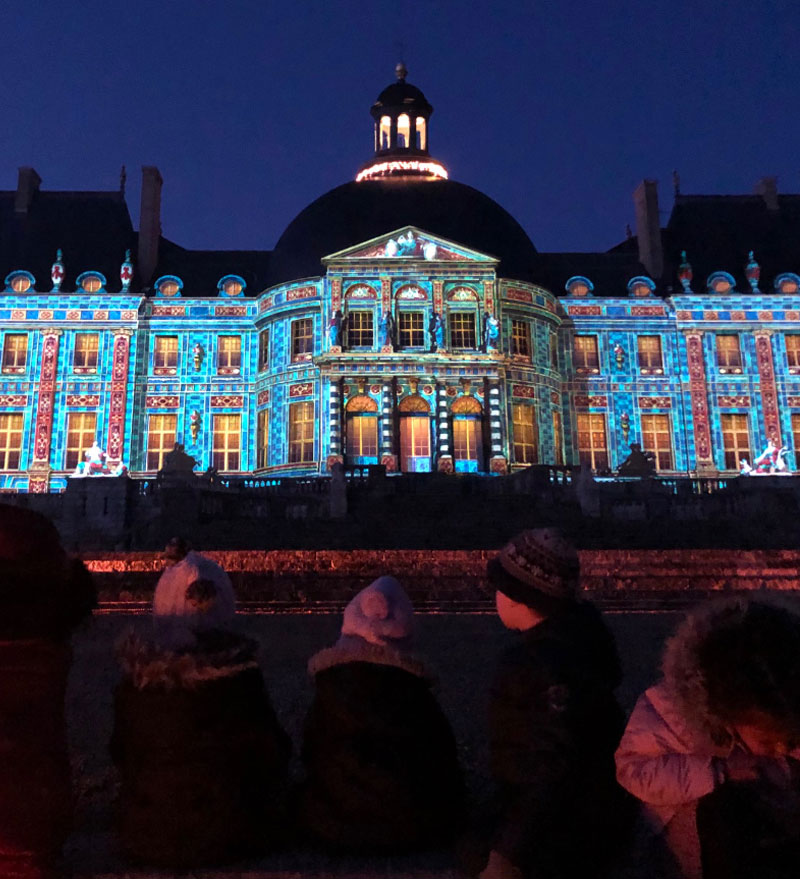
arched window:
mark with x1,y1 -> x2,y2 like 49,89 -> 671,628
415,117 -> 426,150
398,394 -> 431,472
397,114 -> 410,148
345,394 -> 379,463
380,115 -> 391,150
451,396 -> 484,472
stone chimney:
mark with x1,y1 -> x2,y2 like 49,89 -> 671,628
138,166 -> 163,286
633,179 -> 663,280
14,167 -> 41,213
754,176 -> 779,211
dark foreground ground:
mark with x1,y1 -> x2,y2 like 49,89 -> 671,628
64,610 -> 680,878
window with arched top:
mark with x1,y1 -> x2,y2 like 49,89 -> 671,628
398,394 -> 431,472
397,114 -> 410,148
380,116 -> 391,150
345,394 -> 379,463
451,396 -> 484,472
415,117 -> 426,150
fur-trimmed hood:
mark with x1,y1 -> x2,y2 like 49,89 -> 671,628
117,628 -> 260,690
308,635 -> 431,681
662,596 -> 800,747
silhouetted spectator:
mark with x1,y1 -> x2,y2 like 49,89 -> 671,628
616,597 -> 800,879
477,529 -> 630,879
299,576 -> 466,852
110,548 -> 290,867
0,504 -> 95,878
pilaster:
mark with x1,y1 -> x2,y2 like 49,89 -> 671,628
753,330 -> 781,445
28,329 -> 62,493
683,330 -> 714,471
107,329 -> 133,467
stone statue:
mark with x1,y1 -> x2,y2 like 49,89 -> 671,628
379,311 -> 395,348
329,309 -> 343,348
428,311 -> 444,352
483,313 -> 500,352
617,442 -> 656,478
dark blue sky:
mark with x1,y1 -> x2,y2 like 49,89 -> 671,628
3,0 -> 799,254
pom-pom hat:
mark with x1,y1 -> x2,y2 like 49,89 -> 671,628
340,575 -> 414,647
494,528 -> 579,604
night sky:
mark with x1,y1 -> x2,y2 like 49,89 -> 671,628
3,0 -> 799,255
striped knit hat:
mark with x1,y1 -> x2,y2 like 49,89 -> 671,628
494,528 -> 579,603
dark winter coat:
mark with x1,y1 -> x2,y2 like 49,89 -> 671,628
488,601 -> 629,878
299,638 -> 466,852
110,629 -> 291,868
0,538 -> 95,877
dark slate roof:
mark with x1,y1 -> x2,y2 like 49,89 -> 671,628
0,189 -> 136,292
153,238 -> 272,296
269,177 -> 538,286
374,80 -> 432,112
532,250 -> 649,298
661,194 -> 800,293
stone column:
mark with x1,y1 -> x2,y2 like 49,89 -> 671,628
326,377 -> 344,471
380,379 -> 397,472
106,329 -> 134,468
683,330 -> 714,471
488,379 -> 508,474
28,329 -> 62,492
753,330 -> 782,445
436,381 -> 453,473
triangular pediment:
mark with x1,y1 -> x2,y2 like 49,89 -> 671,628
322,227 -> 499,265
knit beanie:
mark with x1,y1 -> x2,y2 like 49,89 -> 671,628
339,575 -> 414,647
493,528 -> 579,605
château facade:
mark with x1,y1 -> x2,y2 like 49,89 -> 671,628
1,68 -> 799,492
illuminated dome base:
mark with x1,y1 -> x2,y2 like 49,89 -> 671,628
356,157 -> 448,182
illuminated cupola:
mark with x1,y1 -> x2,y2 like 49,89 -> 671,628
356,64 -> 448,182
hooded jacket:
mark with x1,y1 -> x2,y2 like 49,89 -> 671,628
488,600 -> 629,877
615,600 -> 800,879
299,637 -> 466,852
110,628 -> 290,868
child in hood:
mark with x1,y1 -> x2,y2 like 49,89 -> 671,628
299,575 -> 466,852
477,528 -> 631,879
110,540 -> 290,868
615,597 -> 800,879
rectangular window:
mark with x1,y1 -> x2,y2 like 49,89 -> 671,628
2,334 -> 28,372
346,415 -> 378,458
716,334 -> 742,370
217,336 -> 241,372
347,311 -> 374,348
553,410 -> 564,465
65,412 -> 97,470
153,335 -> 178,371
449,311 -> 477,349
212,414 -> 241,471
787,336 -> 800,370
398,311 -> 425,348
73,334 -> 99,371
573,335 -> 599,370
641,414 -> 673,470
0,414 -> 24,470
721,414 -> 750,470
400,415 -> 431,470
258,329 -> 270,371
257,409 -> 269,468
289,401 -> 315,463
452,419 -> 483,469
291,319 -> 313,361
576,413 -> 608,471
512,404 -> 538,465
637,335 -> 663,371
511,320 -> 531,358
146,414 -> 177,471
